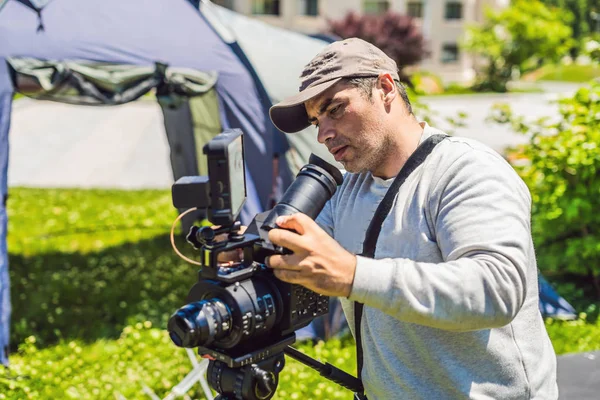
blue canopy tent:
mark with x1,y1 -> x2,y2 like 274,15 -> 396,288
0,0 -> 292,364
538,275 -> 577,320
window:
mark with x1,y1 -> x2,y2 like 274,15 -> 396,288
363,0 -> 390,15
445,2 -> 463,20
253,0 -> 280,15
299,0 -> 318,16
441,44 -> 459,63
212,0 -> 234,10
407,1 -> 423,18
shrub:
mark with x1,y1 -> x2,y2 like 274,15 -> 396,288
411,71 -> 444,95
545,312 -> 600,354
488,79 -> 600,296
581,37 -> 600,63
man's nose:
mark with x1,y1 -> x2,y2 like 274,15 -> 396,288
317,121 -> 335,144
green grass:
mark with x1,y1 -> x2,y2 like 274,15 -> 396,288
3,187 -> 358,399
1,187 -> 599,399
525,64 -> 600,82
419,84 -> 544,97
7,188 -> 195,348
1,323 -> 357,400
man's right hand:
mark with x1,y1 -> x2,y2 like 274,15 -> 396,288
214,225 -> 247,264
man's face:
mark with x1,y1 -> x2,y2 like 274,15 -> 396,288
305,80 -> 394,175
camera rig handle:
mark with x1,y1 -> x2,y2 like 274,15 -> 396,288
283,346 -> 364,393
186,223 -> 262,282
186,223 -> 242,250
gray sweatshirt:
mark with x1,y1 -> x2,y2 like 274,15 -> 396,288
316,125 -> 558,399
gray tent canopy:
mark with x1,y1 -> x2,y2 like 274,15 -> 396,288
8,57 -> 218,105
1,0 -> 54,10
7,57 -> 224,180
0,0 -> 55,31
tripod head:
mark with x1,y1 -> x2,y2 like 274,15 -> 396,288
197,335 -> 363,399
210,353 -> 285,400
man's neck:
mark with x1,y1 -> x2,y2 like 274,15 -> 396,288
371,120 -> 424,179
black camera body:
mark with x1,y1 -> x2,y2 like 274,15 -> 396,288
178,262 -> 329,367
167,129 -> 344,398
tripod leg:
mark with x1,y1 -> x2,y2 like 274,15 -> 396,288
197,360 -> 215,400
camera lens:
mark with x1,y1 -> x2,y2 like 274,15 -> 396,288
168,299 -> 231,348
262,153 -> 343,230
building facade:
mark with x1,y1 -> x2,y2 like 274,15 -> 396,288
212,0 -> 508,83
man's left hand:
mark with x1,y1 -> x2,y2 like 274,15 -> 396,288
266,213 -> 357,298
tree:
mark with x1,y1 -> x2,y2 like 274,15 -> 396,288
325,11 -> 428,85
462,0 -> 572,92
540,0 -> 600,55
489,79 -> 600,297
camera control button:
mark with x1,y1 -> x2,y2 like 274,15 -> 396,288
265,296 -> 275,313
257,298 -> 265,312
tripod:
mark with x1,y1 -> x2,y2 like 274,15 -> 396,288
209,345 -> 362,400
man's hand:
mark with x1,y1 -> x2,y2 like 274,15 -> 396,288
266,213 -> 357,298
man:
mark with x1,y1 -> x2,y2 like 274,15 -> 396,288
266,38 -> 557,399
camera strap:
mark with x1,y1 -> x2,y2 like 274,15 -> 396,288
353,133 -> 447,400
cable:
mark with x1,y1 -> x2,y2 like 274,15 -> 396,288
170,208 -> 202,266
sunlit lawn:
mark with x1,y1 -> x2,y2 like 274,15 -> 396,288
1,187 -> 598,399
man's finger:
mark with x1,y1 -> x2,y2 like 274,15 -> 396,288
266,254 -> 302,271
274,213 -> 317,235
268,228 -> 309,253
273,268 -> 303,284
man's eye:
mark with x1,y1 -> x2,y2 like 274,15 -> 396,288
329,105 -> 341,116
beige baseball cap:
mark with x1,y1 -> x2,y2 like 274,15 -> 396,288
269,37 -> 400,133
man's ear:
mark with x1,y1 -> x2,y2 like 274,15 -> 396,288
378,73 -> 397,105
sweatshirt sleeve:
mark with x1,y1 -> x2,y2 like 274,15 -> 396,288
347,147 -> 532,332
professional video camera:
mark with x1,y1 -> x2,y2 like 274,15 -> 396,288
167,129 -> 362,400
